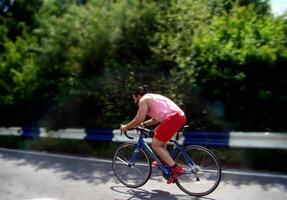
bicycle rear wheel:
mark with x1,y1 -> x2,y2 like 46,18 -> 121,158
112,143 -> 151,188
174,145 -> 221,197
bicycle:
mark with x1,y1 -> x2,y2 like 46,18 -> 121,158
112,126 -> 221,197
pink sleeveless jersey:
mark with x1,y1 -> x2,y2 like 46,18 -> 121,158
146,93 -> 184,122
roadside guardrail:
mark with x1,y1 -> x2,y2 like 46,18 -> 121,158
0,127 -> 286,149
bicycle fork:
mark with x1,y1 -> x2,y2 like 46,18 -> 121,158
128,142 -> 142,167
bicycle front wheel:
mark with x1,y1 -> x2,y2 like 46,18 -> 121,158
174,145 -> 221,197
112,143 -> 151,188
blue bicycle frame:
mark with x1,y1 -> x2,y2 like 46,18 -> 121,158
128,130 -> 196,177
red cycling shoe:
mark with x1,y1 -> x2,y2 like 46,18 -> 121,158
172,165 -> 185,175
167,165 -> 184,184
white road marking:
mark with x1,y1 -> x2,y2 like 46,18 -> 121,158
222,170 -> 287,179
1,147 -> 287,179
0,147 -> 111,163
25,199 -> 59,200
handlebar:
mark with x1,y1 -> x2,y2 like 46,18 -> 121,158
121,126 -> 154,140
120,125 -> 189,140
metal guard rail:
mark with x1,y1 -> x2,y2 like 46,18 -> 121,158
0,127 -> 286,149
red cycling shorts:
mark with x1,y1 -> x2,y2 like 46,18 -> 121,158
154,113 -> 186,143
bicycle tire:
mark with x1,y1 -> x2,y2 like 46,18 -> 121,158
174,145 -> 221,197
112,143 -> 152,188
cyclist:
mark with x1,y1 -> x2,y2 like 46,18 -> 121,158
120,85 -> 186,183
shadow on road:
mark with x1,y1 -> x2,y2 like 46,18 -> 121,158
0,149 -> 116,185
221,172 -> 287,191
110,186 -> 216,200
0,148 -> 287,193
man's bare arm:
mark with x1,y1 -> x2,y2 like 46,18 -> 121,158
123,100 -> 148,130
142,118 -> 159,127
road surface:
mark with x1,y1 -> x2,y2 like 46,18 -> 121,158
0,148 -> 286,200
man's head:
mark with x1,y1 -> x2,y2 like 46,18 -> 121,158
132,85 -> 150,104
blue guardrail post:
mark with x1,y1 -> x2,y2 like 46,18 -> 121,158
21,128 -> 41,138
84,128 -> 114,142
183,131 -> 230,147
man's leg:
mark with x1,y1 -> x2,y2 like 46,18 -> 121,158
152,137 -> 175,167
151,113 -> 186,181
152,137 -> 184,184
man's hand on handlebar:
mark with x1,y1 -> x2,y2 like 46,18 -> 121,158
120,124 -> 128,132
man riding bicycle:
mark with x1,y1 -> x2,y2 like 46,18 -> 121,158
120,85 -> 186,182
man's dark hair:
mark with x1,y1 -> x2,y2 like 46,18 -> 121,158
133,85 -> 150,96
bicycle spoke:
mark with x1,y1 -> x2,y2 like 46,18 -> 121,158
122,148 -> 131,162
112,143 -> 151,188
116,156 -> 128,165
131,166 -> 145,178
175,145 -> 221,197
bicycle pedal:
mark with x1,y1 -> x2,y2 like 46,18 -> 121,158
167,175 -> 179,184
167,177 -> 175,184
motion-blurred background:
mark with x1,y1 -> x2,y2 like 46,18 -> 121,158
0,0 -> 287,172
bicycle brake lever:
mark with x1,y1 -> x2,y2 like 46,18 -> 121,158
125,131 -> 134,140
120,129 -> 134,140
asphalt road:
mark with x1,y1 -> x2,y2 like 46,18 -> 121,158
0,148 -> 286,200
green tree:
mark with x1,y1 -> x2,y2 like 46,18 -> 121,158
0,0 -> 43,125
154,2 -> 287,131
10,0 -> 164,128
1,0 -> 286,132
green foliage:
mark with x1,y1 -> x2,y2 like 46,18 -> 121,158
10,0 -> 163,129
154,2 -> 287,131
190,5 -> 287,131
0,0 -> 286,131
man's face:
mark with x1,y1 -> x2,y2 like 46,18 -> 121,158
133,95 -> 141,105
